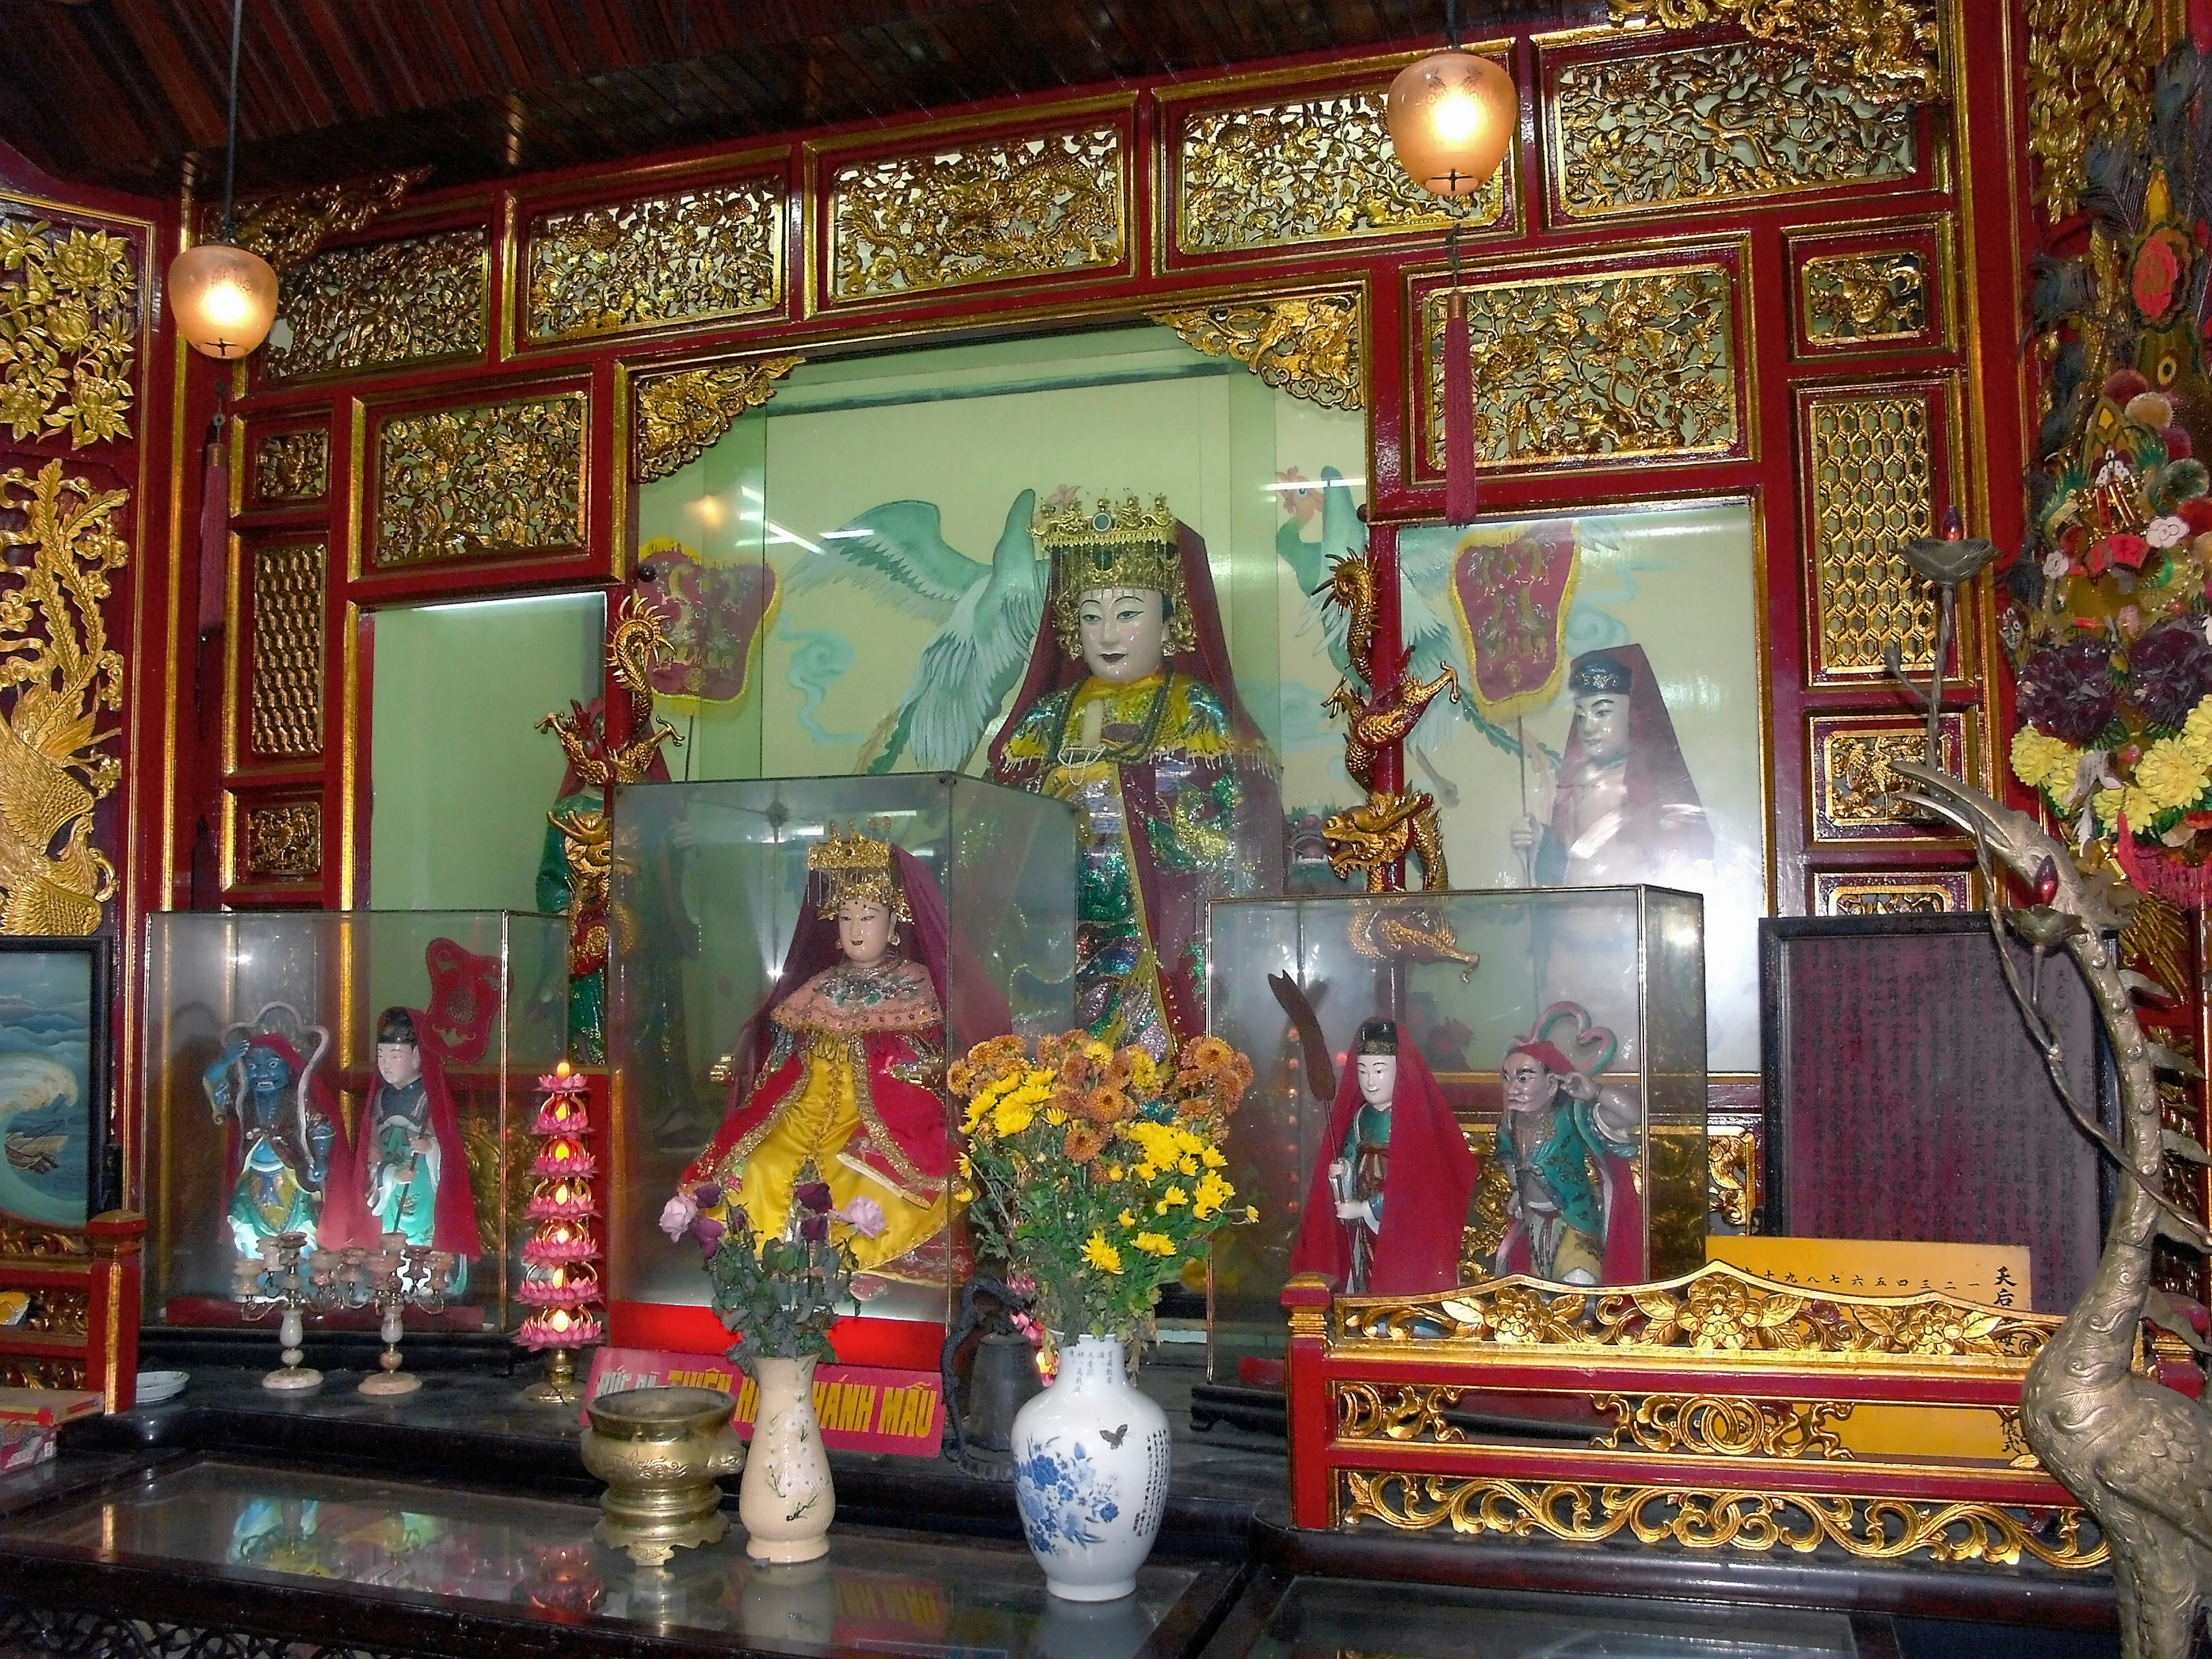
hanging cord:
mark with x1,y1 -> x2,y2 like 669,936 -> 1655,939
221,0 -> 244,239
1445,0 -> 1460,50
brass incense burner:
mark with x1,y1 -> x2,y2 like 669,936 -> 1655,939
580,1385 -> 745,1566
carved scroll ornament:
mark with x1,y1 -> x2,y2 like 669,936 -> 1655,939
1152,293 -> 1362,410
635,357 -> 801,482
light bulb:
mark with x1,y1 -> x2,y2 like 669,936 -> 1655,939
1385,48 -> 1518,198
166,241 -> 278,360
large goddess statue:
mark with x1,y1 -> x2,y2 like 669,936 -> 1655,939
989,495 -> 1283,1058
679,828 -> 990,1287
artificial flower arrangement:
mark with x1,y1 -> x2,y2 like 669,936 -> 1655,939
949,1031 -> 1257,1342
660,1181 -> 887,1370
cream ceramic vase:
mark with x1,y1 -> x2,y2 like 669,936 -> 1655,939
1009,1335 -> 1170,1600
739,1355 -> 835,1562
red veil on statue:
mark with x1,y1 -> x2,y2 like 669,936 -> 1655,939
1288,1044 -> 1476,1296
1535,643 -> 1711,884
321,1017 -> 478,1257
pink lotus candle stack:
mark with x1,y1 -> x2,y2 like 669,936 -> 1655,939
516,1062 -> 604,1403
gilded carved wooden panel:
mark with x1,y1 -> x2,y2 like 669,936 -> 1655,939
1172,85 -> 1508,257
1152,293 -> 1362,410
249,541 -> 325,759
1812,869 -> 1970,915
635,357 -> 801,483
1808,711 -> 1968,842
526,179 -> 784,342
826,126 -> 1124,302
0,211 -> 137,448
1421,263 -> 1738,469
373,393 -> 586,567
1805,391 -> 1939,678
2027,0 -> 2174,219
262,228 -> 488,384
251,431 -> 328,505
240,798 -> 321,881
1548,40 -> 1918,221
1801,252 -> 1929,346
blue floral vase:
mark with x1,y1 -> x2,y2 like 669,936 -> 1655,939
1009,1334 -> 1170,1600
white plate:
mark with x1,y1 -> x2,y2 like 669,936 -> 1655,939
134,1370 -> 187,1405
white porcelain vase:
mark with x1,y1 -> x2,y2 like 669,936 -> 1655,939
1010,1334 -> 1170,1600
738,1355 -> 835,1563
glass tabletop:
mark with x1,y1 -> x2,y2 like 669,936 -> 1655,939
5,1459 -> 1200,1658
1241,1576 -> 1869,1658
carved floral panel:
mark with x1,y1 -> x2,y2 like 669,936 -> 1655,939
1801,252 -> 1929,345
1173,85 -> 1507,256
251,431 -> 328,505
1422,263 -> 1738,469
1809,711 -> 1969,843
1805,389 -> 1940,678
827,126 -> 1124,302
1549,40 -> 1918,221
249,541 -> 325,759
373,393 -> 586,567
1812,869 -> 1970,915
262,228 -> 488,384
526,179 -> 784,342
0,210 -> 137,448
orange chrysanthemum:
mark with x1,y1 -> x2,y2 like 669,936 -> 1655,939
1064,1123 -> 1107,1164
1083,1086 -> 1135,1126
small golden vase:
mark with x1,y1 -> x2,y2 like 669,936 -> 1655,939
580,1385 -> 746,1566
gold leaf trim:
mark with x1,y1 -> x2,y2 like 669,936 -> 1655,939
635,357 -> 801,482
1152,293 -> 1362,410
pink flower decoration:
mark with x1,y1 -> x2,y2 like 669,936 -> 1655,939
658,1192 -> 698,1243
835,1195 -> 888,1238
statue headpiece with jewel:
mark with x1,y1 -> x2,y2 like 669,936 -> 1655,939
1036,493 -> 1196,657
807,823 -> 912,923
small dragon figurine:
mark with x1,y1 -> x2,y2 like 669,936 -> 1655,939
1324,665 -> 1461,793
536,592 -> 683,790
1323,790 -> 1446,891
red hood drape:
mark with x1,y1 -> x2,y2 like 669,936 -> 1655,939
321,1017 -> 479,1257
1548,643 -> 1712,869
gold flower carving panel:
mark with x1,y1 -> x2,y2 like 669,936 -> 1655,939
252,431 -> 328,505
0,211 -> 137,448
527,179 -> 784,342
241,799 -> 322,881
263,228 -> 488,384
373,393 -> 586,567
1812,869 -> 1969,915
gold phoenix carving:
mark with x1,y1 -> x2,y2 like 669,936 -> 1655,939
1336,1382 -> 1467,1444
1807,392 -> 1937,677
1423,264 -> 1737,468
1816,872 -> 1963,915
252,431 -> 328,505
635,357 -> 801,482
828,127 -> 1123,302
2027,0 -> 2175,220
1342,1261 -> 2053,1359
528,180 -> 783,342
1175,88 -> 1506,255
1336,1472 -> 2104,1568
1817,717 -> 1964,836
374,393 -> 585,567
0,214 -> 137,448
1802,251 -> 1929,344
0,461 -> 127,935
1707,1128 -> 1759,1229
1606,0 -> 1941,105
1590,1392 -> 1853,1459
243,801 -> 321,881
218,168 -> 429,272
1552,41 -> 1916,221
1153,293 -> 1362,410
249,541 -> 325,758
264,228 -> 488,384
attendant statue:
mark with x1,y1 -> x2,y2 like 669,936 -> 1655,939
322,1007 -> 479,1292
1289,1019 -> 1475,1296
203,1006 -> 343,1271
1491,1005 -> 1643,1286
990,495 -> 1283,1058
679,828 -> 987,1287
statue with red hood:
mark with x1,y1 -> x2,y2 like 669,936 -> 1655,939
990,494 -> 1284,1060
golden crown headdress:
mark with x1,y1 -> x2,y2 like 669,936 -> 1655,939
807,823 -> 911,922
1036,494 -> 1196,657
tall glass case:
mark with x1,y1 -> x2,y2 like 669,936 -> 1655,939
605,774 -> 1078,1330
1206,888 -> 1706,1373
144,910 -> 568,1330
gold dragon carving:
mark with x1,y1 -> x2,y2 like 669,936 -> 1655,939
215,168 -> 429,271
0,213 -> 137,448
2025,0 -> 2176,220
1151,293 -> 1362,410
529,181 -> 783,342
0,461 -> 127,935
635,356 -> 802,482
1606,0 -> 1942,106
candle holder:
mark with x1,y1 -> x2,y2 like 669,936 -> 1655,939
321,1232 -> 456,1397
240,1232 -> 321,1392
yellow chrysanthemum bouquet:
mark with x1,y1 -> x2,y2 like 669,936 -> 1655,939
949,1031 -> 1257,1342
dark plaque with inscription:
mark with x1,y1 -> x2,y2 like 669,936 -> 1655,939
1760,914 -> 2105,1313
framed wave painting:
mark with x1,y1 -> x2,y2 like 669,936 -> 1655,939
0,938 -> 108,1230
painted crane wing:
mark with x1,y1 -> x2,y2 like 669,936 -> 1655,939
784,501 -> 983,622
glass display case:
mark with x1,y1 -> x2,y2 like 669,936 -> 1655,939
605,774 -> 1078,1332
1206,887 -> 1706,1374
143,910 -> 568,1330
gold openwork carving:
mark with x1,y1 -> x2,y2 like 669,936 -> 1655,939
635,357 -> 801,482
1336,1382 -> 1467,1444
0,1357 -> 85,1389
1551,41 -> 1916,221
0,461 -> 127,935
1336,1472 -> 2104,1568
1605,0 -> 1940,105
1423,264 -> 1737,469
1813,714 -> 1966,839
264,228 -> 488,384
0,213 -> 137,448
0,1222 -> 85,1258
528,180 -> 783,342
219,168 -> 428,271
1340,1261 -> 2054,1360
374,393 -> 585,567
242,801 -> 321,881
1802,252 -> 1928,344
1707,1128 -> 1759,1230
252,431 -> 328,505
22,1286 -> 86,1336
1174,88 -> 1506,255
827,127 -> 1123,302
1591,1392 -> 1852,1459
1814,871 -> 1967,915
1153,293 -> 1361,410
1807,392 -> 1938,677
2027,0 -> 2175,220
249,541 -> 324,759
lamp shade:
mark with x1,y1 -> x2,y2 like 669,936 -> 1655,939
1385,49 -> 1517,197
167,240 -> 278,360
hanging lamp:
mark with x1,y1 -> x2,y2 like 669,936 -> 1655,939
167,0 -> 277,360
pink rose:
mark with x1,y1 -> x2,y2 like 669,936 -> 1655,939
658,1192 -> 698,1243
835,1195 -> 888,1238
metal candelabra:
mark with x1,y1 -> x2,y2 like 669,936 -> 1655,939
305,1233 -> 457,1397
240,1232 -> 322,1392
